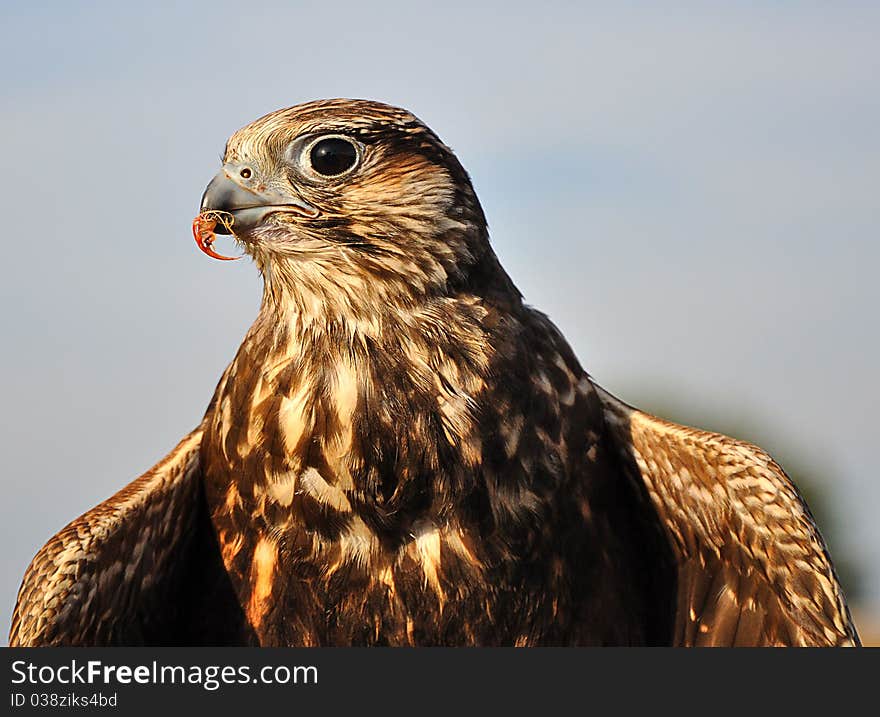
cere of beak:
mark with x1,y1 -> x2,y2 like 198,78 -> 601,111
200,169 -> 319,232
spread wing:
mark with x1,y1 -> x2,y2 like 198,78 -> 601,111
595,384 -> 860,647
10,428 -> 206,646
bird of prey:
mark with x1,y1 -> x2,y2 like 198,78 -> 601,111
10,99 -> 859,647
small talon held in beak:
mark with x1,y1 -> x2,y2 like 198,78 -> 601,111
192,212 -> 240,261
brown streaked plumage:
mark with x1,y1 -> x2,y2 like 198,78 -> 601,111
10,99 -> 859,646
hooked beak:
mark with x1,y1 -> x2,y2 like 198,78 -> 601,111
199,164 -> 319,235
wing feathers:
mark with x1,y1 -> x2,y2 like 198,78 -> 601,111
9,427 -> 204,646
595,384 -> 859,647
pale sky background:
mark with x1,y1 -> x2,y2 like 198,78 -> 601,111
1,1 -> 878,639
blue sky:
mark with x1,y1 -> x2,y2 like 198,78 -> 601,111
1,1 -> 878,635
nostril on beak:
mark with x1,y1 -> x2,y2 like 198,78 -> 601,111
199,165 -> 320,234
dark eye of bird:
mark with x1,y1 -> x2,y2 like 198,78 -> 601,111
309,137 -> 358,176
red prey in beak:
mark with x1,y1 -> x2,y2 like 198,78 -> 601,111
192,211 -> 239,261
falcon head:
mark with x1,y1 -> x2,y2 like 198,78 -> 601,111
198,99 -> 515,312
